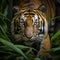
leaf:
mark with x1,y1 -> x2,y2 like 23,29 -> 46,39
0,26 -> 10,41
0,45 -> 32,51
52,56 -> 60,60
49,16 -> 60,21
51,30 -> 60,42
34,58 -> 41,60
16,45 -> 33,50
0,38 -> 28,60
0,35 -> 10,42
48,47 -> 60,53
0,46 -> 12,51
0,12 -> 9,21
0,0 -> 7,13
0,13 -> 8,32
57,0 -> 60,4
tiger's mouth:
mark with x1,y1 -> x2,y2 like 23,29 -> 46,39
11,9 -> 48,41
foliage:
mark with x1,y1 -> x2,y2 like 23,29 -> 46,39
57,0 -> 60,3
0,0 -> 34,60
0,0 -> 60,60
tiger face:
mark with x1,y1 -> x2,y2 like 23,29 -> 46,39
11,0 -> 55,42
11,9 -> 48,41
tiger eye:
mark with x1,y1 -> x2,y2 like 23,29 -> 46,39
39,5 -> 47,13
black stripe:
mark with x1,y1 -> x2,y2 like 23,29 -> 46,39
43,19 -> 45,34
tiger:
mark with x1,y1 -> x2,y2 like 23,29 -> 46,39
11,0 -> 55,59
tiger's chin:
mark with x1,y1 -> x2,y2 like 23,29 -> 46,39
19,33 -> 44,42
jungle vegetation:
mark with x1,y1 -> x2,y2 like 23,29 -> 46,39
0,0 -> 60,60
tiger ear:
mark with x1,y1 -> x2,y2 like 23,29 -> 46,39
13,6 -> 20,12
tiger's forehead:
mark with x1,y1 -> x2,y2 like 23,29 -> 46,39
19,0 -> 42,9
20,13 -> 38,19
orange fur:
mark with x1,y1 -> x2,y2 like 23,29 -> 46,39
11,0 -> 55,57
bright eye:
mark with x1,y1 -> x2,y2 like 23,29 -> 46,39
34,19 -> 39,25
20,14 -> 26,21
33,14 -> 39,25
20,14 -> 26,25
19,19 -> 25,26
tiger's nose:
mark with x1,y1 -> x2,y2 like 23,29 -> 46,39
25,31 -> 33,38
25,27 -> 33,38
27,34 -> 33,38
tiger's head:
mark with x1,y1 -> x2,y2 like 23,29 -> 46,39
11,9 -> 48,41
11,0 -> 55,42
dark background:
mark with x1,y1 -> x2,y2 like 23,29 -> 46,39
54,0 -> 60,32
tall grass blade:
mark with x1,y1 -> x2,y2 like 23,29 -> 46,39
0,38 -> 28,60
51,30 -> 60,42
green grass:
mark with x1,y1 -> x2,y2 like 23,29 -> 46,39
0,0 -> 60,60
